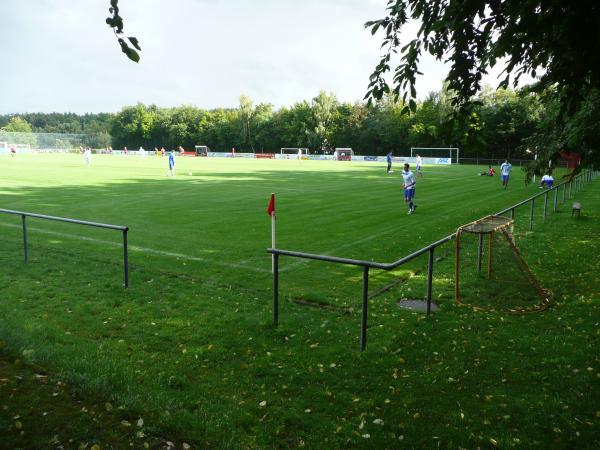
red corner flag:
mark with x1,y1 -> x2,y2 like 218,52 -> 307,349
267,193 -> 275,216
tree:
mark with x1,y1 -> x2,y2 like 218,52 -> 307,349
238,95 -> 256,151
0,116 -> 37,147
310,91 -> 338,151
365,0 -> 600,171
1,117 -> 33,133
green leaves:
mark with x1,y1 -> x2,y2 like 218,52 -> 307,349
106,0 -> 141,63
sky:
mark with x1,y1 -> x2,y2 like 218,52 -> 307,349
0,0 -> 513,114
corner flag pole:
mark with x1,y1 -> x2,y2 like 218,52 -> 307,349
267,193 -> 276,273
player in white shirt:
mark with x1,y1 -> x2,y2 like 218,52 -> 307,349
401,163 -> 418,214
416,154 -> 423,177
540,173 -> 554,189
500,160 -> 512,189
84,147 -> 92,165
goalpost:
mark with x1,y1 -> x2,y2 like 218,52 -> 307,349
281,148 -> 309,155
281,148 -> 309,160
411,147 -> 459,163
0,142 -> 7,154
334,148 -> 353,161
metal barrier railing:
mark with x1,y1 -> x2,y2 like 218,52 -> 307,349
0,209 -> 129,287
268,168 -> 598,350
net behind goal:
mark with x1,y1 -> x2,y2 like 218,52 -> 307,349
454,215 -> 551,313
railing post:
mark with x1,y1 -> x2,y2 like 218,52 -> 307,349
510,208 -> 515,219
273,253 -> 279,326
568,180 -> 572,198
427,248 -> 434,316
529,198 -> 535,231
553,187 -> 558,212
543,191 -> 548,222
562,183 -> 566,203
122,229 -> 129,288
360,266 -> 369,351
22,214 -> 28,263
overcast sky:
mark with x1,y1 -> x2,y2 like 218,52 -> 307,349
1,0 -> 511,114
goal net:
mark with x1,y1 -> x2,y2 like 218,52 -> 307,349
454,215 -> 551,313
411,147 -> 459,163
281,148 -> 309,154
334,148 -> 353,161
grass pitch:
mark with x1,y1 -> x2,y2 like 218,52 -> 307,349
0,154 -> 560,301
0,154 -> 598,448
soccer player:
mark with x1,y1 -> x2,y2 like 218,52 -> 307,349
167,150 -> 176,176
500,160 -> 512,189
401,163 -> 417,214
540,172 -> 554,189
84,147 -> 92,165
386,152 -> 393,173
416,154 -> 423,177
10,146 -> 16,157
479,165 -> 495,176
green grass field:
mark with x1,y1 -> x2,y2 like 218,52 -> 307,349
0,154 -> 567,300
0,154 -> 598,448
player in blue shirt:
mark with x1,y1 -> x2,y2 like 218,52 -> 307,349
401,163 -> 417,214
386,152 -> 393,173
168,151 -> 176,176
500,160 -> 512,189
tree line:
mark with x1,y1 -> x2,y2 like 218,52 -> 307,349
1,85 -> 591,159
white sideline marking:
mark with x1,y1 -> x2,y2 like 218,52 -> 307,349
0,222 -> 270,274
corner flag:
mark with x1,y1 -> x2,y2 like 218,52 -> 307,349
267,193 -> 275,216
268,193 -> 276,273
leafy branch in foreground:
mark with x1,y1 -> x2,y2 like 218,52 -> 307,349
365,0 -> 600,116
106,0 -> 141,63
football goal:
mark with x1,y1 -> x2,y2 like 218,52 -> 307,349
0,142 -> 6,153
281,148 -> 309,156
454,215 -> 551,313
334,148 -> 353,161
411,147 -> 459,163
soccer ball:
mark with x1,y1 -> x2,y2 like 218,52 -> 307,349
188,172 -> 192,176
